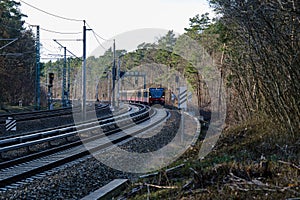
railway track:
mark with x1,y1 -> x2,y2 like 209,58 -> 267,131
0,103 -> 139,163
0,104 -> 169,188
0,103 -> 112,137
0,103 -> 130,144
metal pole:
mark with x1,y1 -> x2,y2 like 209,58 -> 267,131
176,76 -> 179,108
62,47 -> 67,107
112,39 -> 116,108
47,64 -> 50,110
35,25 -> 41,110
95,79 -> 99,101
107,72 -> 110,103
48,83 -> 51,110
67,58 -> 71,106
82,20 -> 87,120
117,56 -> 121,107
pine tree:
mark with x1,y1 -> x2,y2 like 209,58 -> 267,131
0,0 -> 36,107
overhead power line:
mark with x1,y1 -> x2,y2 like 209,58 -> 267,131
93,30 -> 108,41
40,27 -> 82,35
53,39 -> 82,60
41,45 -> 60,54
85,22 -> 108,41
91,30 -> 107,51
19,0 -> 83,22
25,22 -> 82,35
0,38 -> 18,50
85,22 -> 110,51
18,1 -> 110,57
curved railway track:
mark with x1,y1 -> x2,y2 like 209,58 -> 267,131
0,103 -> 140,164
0,103 -> 169,188
0,103 -> 112,137
0,104 -> 130,146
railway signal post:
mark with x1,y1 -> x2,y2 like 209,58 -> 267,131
48,73 -> 54,110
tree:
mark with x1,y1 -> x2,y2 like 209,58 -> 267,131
209,0 -> 300,133
0,0 -> 25,38
185,13 -> 211,41
0,0 -> 36,107
156,30 -> 177,52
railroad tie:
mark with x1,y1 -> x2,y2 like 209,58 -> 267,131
80,179 -> 129,200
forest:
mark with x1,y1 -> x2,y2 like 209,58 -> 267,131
0,0 -> 299,198
0,0 -> 35,106
0,0 -> 299,136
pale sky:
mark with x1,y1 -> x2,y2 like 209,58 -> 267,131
18,0 -> 213,58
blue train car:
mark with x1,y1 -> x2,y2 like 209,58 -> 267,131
149,88 -> 165,106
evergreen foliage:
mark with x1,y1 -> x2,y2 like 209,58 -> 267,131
0,0 -> 35,107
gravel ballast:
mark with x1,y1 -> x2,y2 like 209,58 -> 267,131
0,109 -> 198,199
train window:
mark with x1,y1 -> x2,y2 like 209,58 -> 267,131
144,91 -> 148,97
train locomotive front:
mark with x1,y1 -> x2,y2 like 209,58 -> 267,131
148,88 -> 165,106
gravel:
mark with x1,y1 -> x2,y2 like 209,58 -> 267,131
0,109 -> 194,199
0,156 -> 134,199
120,111 -> 181,153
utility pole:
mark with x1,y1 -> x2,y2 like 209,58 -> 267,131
112,39 -> 116,108
107,71 -> 111,104
82,21 -> 92,119
62,46 -> 67,107
95,78 -> 99,101
67,58 -> 71,106
48,72 -> 54,110
117,56 -> 121,108
117,54 -> 125,107
82,20 -> 87,121
53,39 -> 73,108
35,25 -> 41,110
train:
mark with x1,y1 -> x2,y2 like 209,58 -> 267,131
120,87 -> 175,106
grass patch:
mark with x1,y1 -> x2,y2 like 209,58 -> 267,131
118,114 -> 300,199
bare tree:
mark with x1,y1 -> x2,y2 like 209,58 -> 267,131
210,0 -> 300,133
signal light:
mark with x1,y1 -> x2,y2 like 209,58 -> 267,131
49,73 -> 54,87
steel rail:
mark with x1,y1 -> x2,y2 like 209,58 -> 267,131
0,106 -> 168,188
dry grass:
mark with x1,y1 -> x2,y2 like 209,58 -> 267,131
119,114 -> 300,199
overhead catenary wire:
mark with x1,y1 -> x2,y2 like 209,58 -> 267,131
93,30 -> 108,42
85,22 -> 108,41
0,38 -> 18,50
91,30 -> 107,51
53,39 -> 82,60
17,1 -> 109,59
85,22 -> 113,51
19,0 -> 83,22
25,22 -> 82,35
41,45 -> 60,55
39,27 -> 82,35
19,0 -> 108,42
83,21 -> 111,52
1,18 -> 82,36
1,19 -> 82,36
